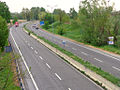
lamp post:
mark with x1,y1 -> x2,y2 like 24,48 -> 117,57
47,5 -> 57,34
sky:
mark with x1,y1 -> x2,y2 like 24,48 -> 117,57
1,0 -> 120,13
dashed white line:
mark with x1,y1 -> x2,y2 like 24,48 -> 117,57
81,52 -> 88,56
94,58 -> 103,62
68,88 -> 71,90
39,56 -> 43,60
35,50 -> 38,54
55,73 -> 62,80
70,41 -> 120,62
31,47 -> 33,49
46,63 -> 51,69
10,30 -> 39,90
112,66 -> 120,71
72,48 -> 77,50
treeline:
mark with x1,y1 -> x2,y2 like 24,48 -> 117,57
0,1 -> 10,51
41,0 -> 120,47
13,0 -> 120,47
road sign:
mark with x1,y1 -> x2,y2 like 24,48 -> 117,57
108,36 -> 114,45
40,21 -> 44,25
62,40 -> 66,45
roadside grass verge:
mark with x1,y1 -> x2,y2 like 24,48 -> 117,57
0,52 -> 20,90
41,22 -> 120,55
24,24 -> 120,87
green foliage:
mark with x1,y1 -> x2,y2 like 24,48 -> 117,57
12,16 -> 18,24
30,7 -> 46,20
22,8 -> 31,21
24,25 -> 120,87
54,9 -> 70,24
38,12 -> 46,21
0,1 -> 11,23
45,13 -> 54,24
57,25 -> 65,35
69,8 -> 77,19
11,12 -> 24,20
76,0 -> 113,46
42,21 -> 50,29
0,16 -> 9,51
0,52 -> 20,90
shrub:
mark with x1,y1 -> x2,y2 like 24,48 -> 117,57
0,16 -> 9,51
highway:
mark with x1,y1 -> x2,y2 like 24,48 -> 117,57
9,23 -> 102,90
26,22 -> 120,78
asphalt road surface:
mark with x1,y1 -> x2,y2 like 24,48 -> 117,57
9,23 -> 102,90
26,22 -> 120,78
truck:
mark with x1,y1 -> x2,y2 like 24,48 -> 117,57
15,22 -> 19,27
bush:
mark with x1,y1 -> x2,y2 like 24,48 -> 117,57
42,21 -> 51,29
0,16 -> 9,51
57,25 -> 65,35
115,36 -> 120,48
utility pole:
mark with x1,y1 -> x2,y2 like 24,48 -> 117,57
47,5 -> 57,34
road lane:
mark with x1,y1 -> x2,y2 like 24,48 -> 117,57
26,22 -> 120,78
10,23 -> 102,90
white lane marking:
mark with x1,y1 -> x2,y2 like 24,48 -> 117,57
72,48 -> 77,50
55,73 -> 62,80
31,47 -> 33,49
46,63 -> 51,69
68,88 -> 71,90
94,58 -> 103,62
39,56 -> 43,60
34,50 -> 38,54
69,41 -> 120,62
81,52 -> 88,56
10,30 -> 39,90
112,66 -> 120,71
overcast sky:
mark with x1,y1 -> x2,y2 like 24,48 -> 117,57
1,0 -> 120,13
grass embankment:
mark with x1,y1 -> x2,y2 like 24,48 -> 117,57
41,22 -> 120,55
0,52 -> 20,90
24,24 -> 120,87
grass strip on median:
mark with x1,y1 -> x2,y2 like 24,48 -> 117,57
24,24 -> 120,87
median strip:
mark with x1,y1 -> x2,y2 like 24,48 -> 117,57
24,24 -> 120,90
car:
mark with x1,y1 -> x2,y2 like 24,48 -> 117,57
35,27 -> 39,29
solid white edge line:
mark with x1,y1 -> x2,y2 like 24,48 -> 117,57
46,63 -> 51,69
55,73 -> 62,80
68,88 -> 71,90
10,30 -> 39,90
112,66 -> 120,71
94,58 -> 103,62
70,41 -> 120,62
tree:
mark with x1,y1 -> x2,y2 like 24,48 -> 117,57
38,12 -> 46,21
21,8 -> 31,21
30,7 -> 46,20
0,16 -> 9,51
69,8 -> 77,19
77,0 -> 113,46
54,9 -> 70,24
0,1 -> 11,23
12,16 -> 18,24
